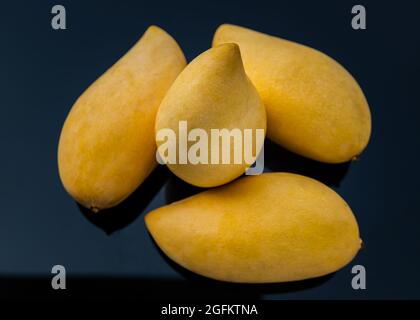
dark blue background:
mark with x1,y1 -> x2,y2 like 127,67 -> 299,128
1,0 -> 419,299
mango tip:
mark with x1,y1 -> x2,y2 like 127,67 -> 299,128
90,206 -> 100,213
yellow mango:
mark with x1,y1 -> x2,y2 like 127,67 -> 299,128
58,26 -> 186,211
155,43 -> 266,187
213,24 -> 371,163
145,172 -> 361,283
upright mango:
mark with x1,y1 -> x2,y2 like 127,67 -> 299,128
58,26 -> 186,211
155,43 -> 266,187
213,24 -> 371,163
146,172 -> 361,283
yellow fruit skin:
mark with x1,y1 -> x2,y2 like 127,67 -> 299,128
145,172 -> 361,283
155,43 -> 266,187
213,24 -> 371,163
58,26 -> 186,210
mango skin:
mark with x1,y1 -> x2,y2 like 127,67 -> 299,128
145,172 -> 361,283
58,26 -> 186,211
213,24 -> 371,163
155,43 -> 266,187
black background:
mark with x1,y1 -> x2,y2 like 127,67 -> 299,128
0,0 -> 419,299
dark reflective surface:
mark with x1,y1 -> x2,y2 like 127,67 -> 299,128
264,139 -> 351,187
1,0 -> 420,300
0,274 -> 334,300
79,166 -> 170,234
165,175 -> 203,204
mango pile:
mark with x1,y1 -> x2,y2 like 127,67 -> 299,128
58,24 -> 371,283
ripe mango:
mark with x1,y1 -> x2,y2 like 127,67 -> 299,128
58,26 -> 186,211
155,43 -> 266,187
145,172 -> 361,283
213,24 -> 371,163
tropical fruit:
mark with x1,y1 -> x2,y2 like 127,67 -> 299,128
213,24 -> 371,163
58,26 -> 186,211
145,172 -> 361,283
155,43 -> 266,187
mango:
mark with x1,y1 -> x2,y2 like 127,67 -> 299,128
145,172 -> 361,283
58,26 -> 186,211
155,43 -> 266,187
213,24 -> 371,163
